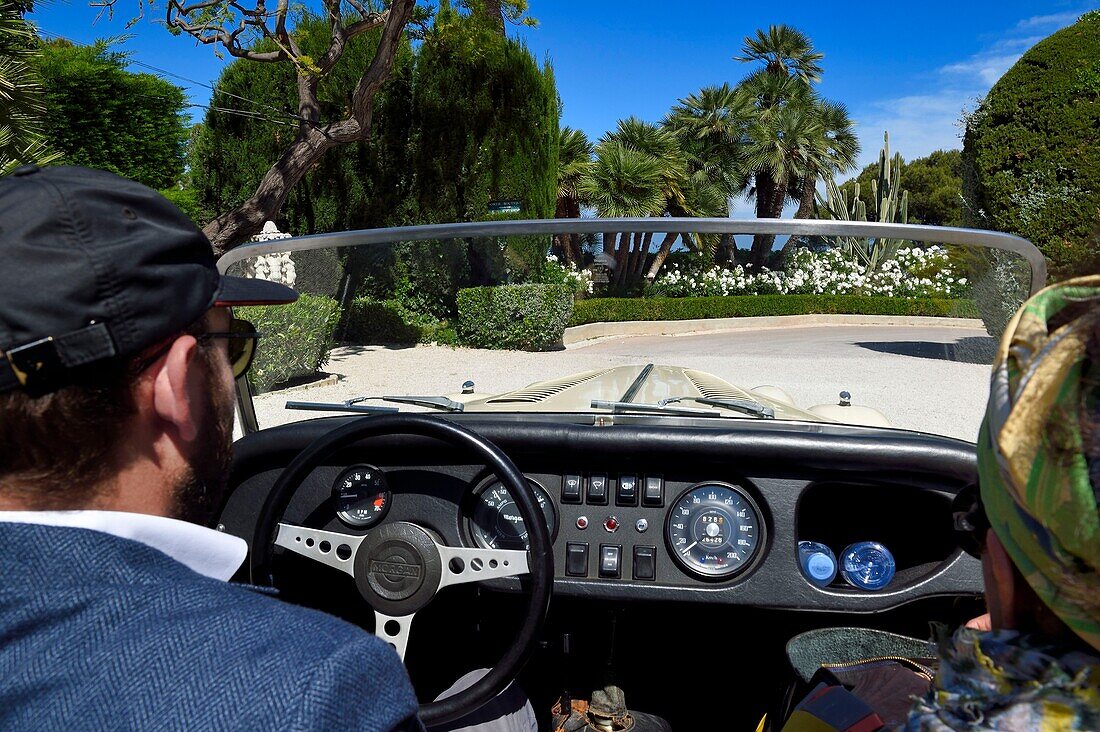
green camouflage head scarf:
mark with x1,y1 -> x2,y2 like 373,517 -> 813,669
978,274 -> 1100,652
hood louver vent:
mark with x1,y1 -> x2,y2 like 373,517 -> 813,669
684,370 -> 754,401
486,368 -> 616,404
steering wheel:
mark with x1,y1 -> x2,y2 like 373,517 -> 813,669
250,414 -> 554,727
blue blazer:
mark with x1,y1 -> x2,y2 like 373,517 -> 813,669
0,522 -> 421,731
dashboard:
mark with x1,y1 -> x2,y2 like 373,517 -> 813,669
220,413 -> 983,612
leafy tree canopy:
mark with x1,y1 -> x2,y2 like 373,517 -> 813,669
33,39 -> 188,189
962,10 -> 1100,278
840,149 -> 964,227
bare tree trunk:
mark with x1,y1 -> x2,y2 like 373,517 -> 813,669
793,175 -> 817,219
774,175 -> 819,268
479,0 -> 506,35
200,0 -> 416,254
715,233 -> 735,264
645,231 -> 680,280
749,177 -> 788,270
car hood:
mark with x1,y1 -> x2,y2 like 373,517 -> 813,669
453,364 -> 832,422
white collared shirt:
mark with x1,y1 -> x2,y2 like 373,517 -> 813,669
0,510 -> 248,581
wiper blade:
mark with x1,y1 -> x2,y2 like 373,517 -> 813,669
590,400 -> 728,419
285,395 -> 465,413
659,396 -> 775,419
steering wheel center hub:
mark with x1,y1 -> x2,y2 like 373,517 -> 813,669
354,522 -> 443,615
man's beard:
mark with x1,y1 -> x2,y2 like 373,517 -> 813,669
169,354 -> 235,526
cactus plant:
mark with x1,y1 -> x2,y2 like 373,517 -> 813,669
817,132 -> 909,273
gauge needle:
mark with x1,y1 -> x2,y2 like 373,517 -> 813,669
680,541 -> 697,555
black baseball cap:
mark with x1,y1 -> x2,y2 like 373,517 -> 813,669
0,165 -> 297,395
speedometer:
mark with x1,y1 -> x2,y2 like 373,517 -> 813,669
468,479 -> 557,550
665,483 -> 764,580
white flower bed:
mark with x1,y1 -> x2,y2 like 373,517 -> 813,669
543,254 -> 595,295
651,246 -> 967,299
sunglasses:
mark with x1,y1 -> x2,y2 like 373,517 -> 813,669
134,317 -> 260,379
951,483 -> 989,559
197,317 -> 260,379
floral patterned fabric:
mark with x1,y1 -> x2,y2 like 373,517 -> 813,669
902,628 -> 1100,731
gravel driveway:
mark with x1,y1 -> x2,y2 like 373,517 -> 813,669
252,324 -> 994,441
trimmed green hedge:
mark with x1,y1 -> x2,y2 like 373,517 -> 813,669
344,297 -> 457,346
569,295 -> 980,326
457,284 -> 573,350
962,11 -> 1100,278
238,294 -> 341,393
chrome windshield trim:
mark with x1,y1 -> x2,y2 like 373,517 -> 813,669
217,218 -> 1047,295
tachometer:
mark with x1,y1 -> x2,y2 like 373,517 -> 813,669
665,483 -> 763,579
468,479 -> 557,550
333,464 -> 391,529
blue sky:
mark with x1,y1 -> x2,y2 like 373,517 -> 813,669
31,0 -> 1094,213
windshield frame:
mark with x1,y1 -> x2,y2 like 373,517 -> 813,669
217,218 -> 1047,435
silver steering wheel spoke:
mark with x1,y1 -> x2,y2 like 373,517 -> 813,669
436,543 -> 530,589
375,611 -> 415,660
274,523 -> 364,577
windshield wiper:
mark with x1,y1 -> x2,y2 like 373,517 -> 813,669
659,396 -> 775,419
590,400 -> 729,419
589,396 -> 773,420
285,395 -> 465,414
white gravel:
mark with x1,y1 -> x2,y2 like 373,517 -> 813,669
252,324 -> 994,442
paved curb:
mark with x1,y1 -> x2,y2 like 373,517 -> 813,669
563,314 -> 986,346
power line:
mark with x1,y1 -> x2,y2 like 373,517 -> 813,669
35,28 -> 317,130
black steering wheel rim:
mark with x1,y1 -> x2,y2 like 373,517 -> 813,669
250,414 -> 554,727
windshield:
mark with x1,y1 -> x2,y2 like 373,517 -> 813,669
222,220 -> 1041,441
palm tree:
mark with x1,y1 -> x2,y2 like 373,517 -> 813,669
0,7 -> 59,175
735,25 -> 824,85
734,26 -> 831,269
554,126 -> 593,266
791,100 -> 859,220
580,140 -> 665,289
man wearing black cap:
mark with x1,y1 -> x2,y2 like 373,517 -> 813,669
0,166 -> 421,730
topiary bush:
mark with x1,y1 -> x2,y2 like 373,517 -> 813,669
457,284 -> 573,350
343,297 -> 456,346
569,294 -> 979,326
962,10 -> 1100,280
237,294 -> 341,393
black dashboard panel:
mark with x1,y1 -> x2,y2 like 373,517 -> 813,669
221,413 -> 983,612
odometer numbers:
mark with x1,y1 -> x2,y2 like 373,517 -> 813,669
333,464 -> 392,529
665,483 -> 763,580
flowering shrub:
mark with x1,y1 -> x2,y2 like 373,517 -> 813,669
533,254 -> 595,296
650,246 -> 968,299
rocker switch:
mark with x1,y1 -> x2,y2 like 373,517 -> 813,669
587,474 -> 608,505
562,475 -> 582,504
633,546 -> 656,581
599,544 -> 621,579
642,476 -> 664,507
616,475 -> 638,506
565,543 -> 589,577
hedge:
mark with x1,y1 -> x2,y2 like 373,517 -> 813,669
237,294 -> 341,393
962,10 -> 1100,278
457,284 -> 573,350
569,295 -> 980,326
343,297 -> 457,346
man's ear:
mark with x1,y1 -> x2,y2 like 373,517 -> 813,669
151,336 -> 203,443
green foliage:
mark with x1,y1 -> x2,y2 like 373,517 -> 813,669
0,6 -> 60,174
962,12 -> 1100,279
34,40 -> 187,188
456,284 -> 573,350
841,149 -> 964,227
237,294 -> 341,393
191,19 -> 417,234
569,294 -> 979,327
344,297 -> 456,346
410,11 -> 558,232
158,186 -> 210,225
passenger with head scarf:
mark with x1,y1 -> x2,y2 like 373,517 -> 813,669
903,275 -> 1100,730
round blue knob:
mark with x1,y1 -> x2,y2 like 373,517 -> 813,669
798,541 -> 837,587
840,541 -> 896,591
